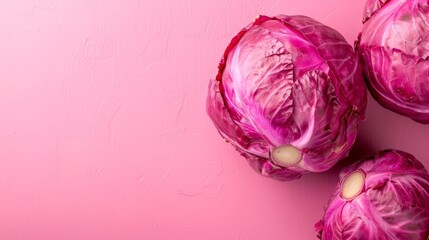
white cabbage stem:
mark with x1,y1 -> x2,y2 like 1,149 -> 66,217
341,171 -> 365,200
271,145 -> 301,167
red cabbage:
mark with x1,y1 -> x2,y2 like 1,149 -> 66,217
316,150 -> 429,240
357,0 -> 429,123
207,15 -> 367,181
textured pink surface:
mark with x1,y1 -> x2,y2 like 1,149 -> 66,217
0,0 -> 428,239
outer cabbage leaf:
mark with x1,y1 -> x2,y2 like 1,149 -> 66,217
207,15 -> 367,180
363,0 -> 392,23
316,150 -> 429,240
357,0 -> 429,123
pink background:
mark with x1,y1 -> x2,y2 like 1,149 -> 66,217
1,0 -> 428,239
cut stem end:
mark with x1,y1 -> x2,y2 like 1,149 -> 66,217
271,145 -> 301,167
341,171 -> 365,200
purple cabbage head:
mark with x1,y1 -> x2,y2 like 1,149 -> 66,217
207,15 -> 367,181
357,0 -> 429,123
316,150 -> 429,240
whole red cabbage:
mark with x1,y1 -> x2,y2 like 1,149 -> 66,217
357,0 -> 429,123
207,15 -> 367,181
316,150 -> 429,240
